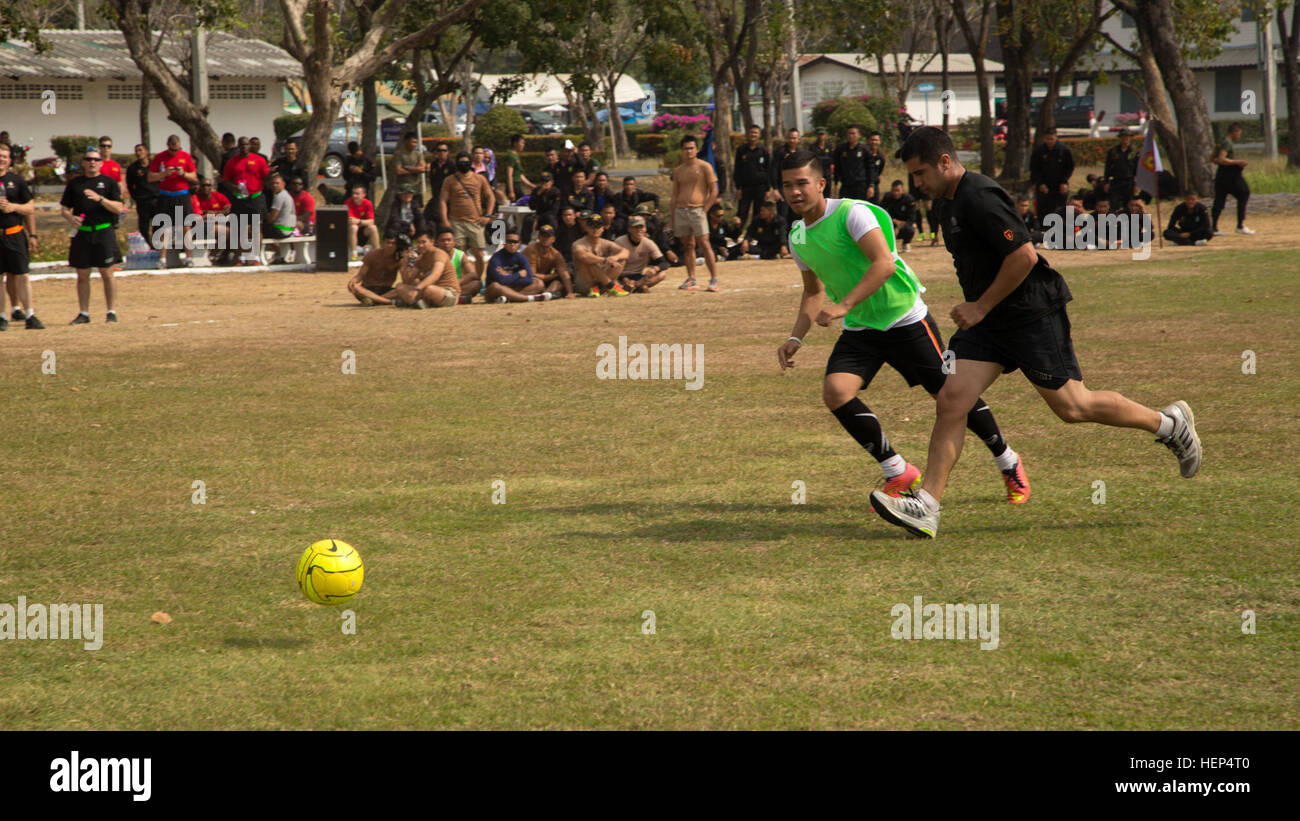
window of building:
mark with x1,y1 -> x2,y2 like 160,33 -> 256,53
1214,68 -> 1242,113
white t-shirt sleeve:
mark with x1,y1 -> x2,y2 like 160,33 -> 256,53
844,201 -> 881,242
789,223 -> 810,270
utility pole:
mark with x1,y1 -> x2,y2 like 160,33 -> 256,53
787,0 -> 802,132
192,27 -> 210,177
1259,12 -> 1278,159
77,0 -> 86,30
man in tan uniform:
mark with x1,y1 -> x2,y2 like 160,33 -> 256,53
670,134 -> 720,292
391,230 -> 459,308
439,151 -> 495,277
614,216 -> 668,292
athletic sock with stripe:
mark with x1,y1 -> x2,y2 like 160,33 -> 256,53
831,397 -> 899,464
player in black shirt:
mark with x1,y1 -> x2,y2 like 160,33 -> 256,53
734,125 -> 771,230
60,147 -> 126,324
0,143 -> 45,329
832,125 -> 870,200
1163,190 -> 1213,246
870,127 -> 1202,538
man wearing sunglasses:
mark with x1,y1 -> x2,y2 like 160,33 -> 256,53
61,147 -> 125,324
97,137 -> 123,184
147,134 -> 198,268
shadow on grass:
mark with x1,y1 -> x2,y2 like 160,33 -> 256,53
222,636 -> 309,649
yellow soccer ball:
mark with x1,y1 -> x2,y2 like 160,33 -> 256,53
296,539 -> 364,605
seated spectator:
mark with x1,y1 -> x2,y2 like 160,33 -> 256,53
385,183 -> 428,239
611,176 -> 659,217
1120,197 -> 1151,249
529,171 -> 562,235
522,224 -> 574,298
192,177 -> 233,264
435,227 -> 482,303
590,172 -> 614,212
740,201 -> 788,260
615,216 -> 668,293
598,203 -> 625,240
565,169 -> 595,214
1082,175 -> 1104,211
1164,190 -> 1212,246
635,201 -> 677,265
318,181 -> 348,205
1013,198 -> 1042,247
485,230 -> 553,302
571,211 -> 630,296
344,142 -> 377,199
705,203 -> 743,261
347,234 -> 410,305
391,230 -> 459,308
1091,198 -> 1115,249
576,141 -> 601,180
879,180 -> 917,250
264,173 -> 298,264
289,176 -> 316,235
346,184 -> 381,260
553,206 -> 585,270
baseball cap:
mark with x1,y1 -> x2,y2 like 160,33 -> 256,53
564,139 -> 575,150
399,183 -> 416,194
538,224 -> 555,236
539,171 -> 553,181
628,216 -> 646,228
633,202 -> 655,215
815,127 -> 827,135
582,211 -> 602,226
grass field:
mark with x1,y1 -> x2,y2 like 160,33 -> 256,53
1,215 -> 1297,730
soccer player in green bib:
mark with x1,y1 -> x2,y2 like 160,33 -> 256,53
776,149 -> 1029,509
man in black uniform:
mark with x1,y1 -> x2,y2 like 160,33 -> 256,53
864,131 -> 887,203
0,143 -> 44,329
1015,197 -> 1044,245
705,203 -> 743,260
553,142 -> 581,196
423,142 -> 456,227
126,143 -> 159,250
832,125 -> 871,200
60,147 -> 126,324
219,133 -> 239,169
1029,128 -> 1074,221
734,124 -> 771,230
610,176 -> 659,217
343,142 -> 376,199
770,127 -> 801,223
270,139 -> 308,187
869,127 -> 1201,538
811,127 -> 834,179
1102,130 -> 1138,212
1211,122 -> 1253,235
739,200 -> 787,259
529,171 -> 562,229
1163,190 -> 1213,246
879,179 -> 917,250
564,169 -> 595,214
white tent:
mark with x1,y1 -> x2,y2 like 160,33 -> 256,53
476,73 -> 648,108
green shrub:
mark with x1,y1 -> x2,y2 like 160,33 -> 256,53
635,133 -> 668,157
50,136 -> 99,165
472,105 -> 529,152
274,114 -> 312,143
827,102 -> 877,142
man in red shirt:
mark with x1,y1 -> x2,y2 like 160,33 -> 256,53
147,134 -> 198,267
221,136 -> 270,263
193,178 -> 234,265
346,184 -> 380,260
288,177 -> 315,235
97,137 -> 123,184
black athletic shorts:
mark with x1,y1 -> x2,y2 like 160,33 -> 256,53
0,230 -> 31,275
825,311 -> 949,395
69,229 -> 123,270
949,307 -> 1083,390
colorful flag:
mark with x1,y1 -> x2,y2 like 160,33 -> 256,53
1136,121 -> 1164,197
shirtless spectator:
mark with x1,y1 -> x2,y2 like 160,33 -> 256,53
571,211 -> 630,296
522,224 -> 574,298
347,234 -> 410,305
670,134 -> 719,291
391,230 -> 459,308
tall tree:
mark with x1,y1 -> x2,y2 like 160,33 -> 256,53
995,0 -> 1035,185
1033,0 -> 1114,140
1277,0 -> 1300,169
933,0 -> 954,129
950,0 -> 995,174
694,0 -> 763,204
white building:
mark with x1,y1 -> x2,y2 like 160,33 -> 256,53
1085,8 -> 1290,124
780,53 -> 1005,131
0,30 -> 301,159
474,73 -> 655,123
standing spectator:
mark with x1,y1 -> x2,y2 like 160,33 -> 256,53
739,200 -> 788,259
249,137 -> 269,164
288,176 -> 316,235
615,216 -> 669,293
344,142 -> 377,199
221,137 -> 270,264
147,134 -> 199,268
1029,128 -> 1074,221
832,125 -> 870,200
264,173 -> 297,264
553,141 -> 579,195
393,132 -> 428,208
770,127 -> 802,223
705,203 -> 743,261
485,230 -> 551,303
1102,130 -> 1138,211
1211,122 -> 1254,236
543,147 -> 563,191
424,142 -> 456,227
471,146 -> 494,183
571,211 -> 630,296
192,177 -> 232,262
589,172 -> 614,212
501,134 -> 533,202
670,134 -> 720,292
97,137 -> 123,185
879,179 -> 917,251
811,127 -> 834,179
385,183 -> 428,239
346,184 -> 381,260
864,131 -> 886,203
271,139 -> 308,187
529,171 -> 562,228
0,143 -> 44,329
1016,197 -> 1043,246
611,176 -> 658,217
126,144 -> 159,250
219,133 -> 238,168
565,169 -> 595,214
522,223 -> 573,298
576,142 -> 601,180
734,125 -> 771,229
438,151 -> 494,275
61,146 -> 125,324
1164,190 -> 1213,246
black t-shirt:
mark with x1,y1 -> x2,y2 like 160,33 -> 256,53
832,143 -> 869,185
745,215 -> 786,249
271,157 -> 308,185
1168,202 -> 1211,235
734,144 -> 770,188
60,174 -> 123,228
881,192 -> 916,224
933,171 -> 1072,330
126,159 -> 160,202
0,172 -> 33,231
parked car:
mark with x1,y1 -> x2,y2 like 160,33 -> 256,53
278,121 -> 400,179
1028,95 -> 1095,129
518,109 -> 565,134
420,110 -> 468,136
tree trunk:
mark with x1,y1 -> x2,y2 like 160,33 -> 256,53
934,0 -> 952,130
139,75 -> 151,148
1280,2 -> 1300,169
1127,0 -> 1214,195
361,77 -> 378,156
732,62 -> 755,131
951,0 -> 995,174
459,60 -> 475,152
714,74 -> 736,203
774,72 -> 787,140
604,75 -> 631,158
996,1 -> 1034,186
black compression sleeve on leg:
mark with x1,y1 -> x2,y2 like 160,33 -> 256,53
966,398 -> 1009,458
831,397 -> 898,462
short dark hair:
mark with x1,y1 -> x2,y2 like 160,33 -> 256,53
747,124 -> 761,131
347,141 -> 360,152
779,148 -> 824,175
1040,127 -> 1057,137
436,227 -> 454,237
578,142 -> 591,150
1227,122 -> 1243,132
787,127 -> 799,135
414,229 -> 433,242
351,184 -> 367,194
759,199 -> 775,209
510,134 -> 524,143
708,203 -> 724,213
455,151 -> 470,161
623,176 -> 636,184
402,131 -> 417,141
1183,189 -> 1198,197
868,130 -> 881,139
595,172 -> 607,180
891,179 -> 904,187
435,143 -> 449,151
897,126 -> 956,167
846,124 -> 862,133
222,132 -> 235,141
680,134 -> 697,148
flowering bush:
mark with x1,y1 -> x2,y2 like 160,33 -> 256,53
652,113 -> 713,133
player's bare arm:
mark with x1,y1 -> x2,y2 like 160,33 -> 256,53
778,268 -> 823,370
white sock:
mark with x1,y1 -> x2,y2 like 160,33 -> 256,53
1155,412 -> 1174,439
526,295 -> 537,301
995,447 -> 1019,472
879,454 -> 906,478
78,311 -> 89,317
915,488 -> 940,514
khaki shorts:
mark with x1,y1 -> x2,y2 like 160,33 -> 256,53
674,206 -> 708,237
451,218 -> 486,250
433,289 -> 459,308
